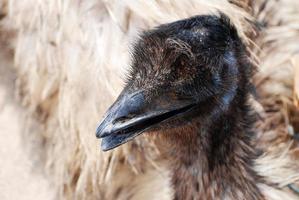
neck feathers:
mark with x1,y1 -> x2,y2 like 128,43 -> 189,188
149,88 -> 265,200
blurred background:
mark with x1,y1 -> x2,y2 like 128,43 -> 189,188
0,0 -> 299,199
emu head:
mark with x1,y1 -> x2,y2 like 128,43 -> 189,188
96,14 -> 251,151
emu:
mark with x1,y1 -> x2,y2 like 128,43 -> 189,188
96,14 -> 282,199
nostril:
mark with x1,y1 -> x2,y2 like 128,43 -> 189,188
114,116 -> 129,123
113,114 -> 136,124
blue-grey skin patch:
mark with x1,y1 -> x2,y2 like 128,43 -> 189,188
221,51 -> 238,110
221,85 -> 237,109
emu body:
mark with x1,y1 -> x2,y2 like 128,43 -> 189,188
97,14 -> 265,199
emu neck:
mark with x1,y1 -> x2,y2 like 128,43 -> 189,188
151,102 -> 264,200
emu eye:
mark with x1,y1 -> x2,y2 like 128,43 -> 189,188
172,54 -> 189,67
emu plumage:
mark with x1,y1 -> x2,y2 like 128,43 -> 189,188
97,14 -> 269,199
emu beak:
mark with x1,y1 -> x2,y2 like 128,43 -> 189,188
96,90 -> 195,151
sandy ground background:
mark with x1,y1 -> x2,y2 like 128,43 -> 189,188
0,48 -> 55,199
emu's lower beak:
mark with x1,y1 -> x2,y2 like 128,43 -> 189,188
96,91 -> 195,151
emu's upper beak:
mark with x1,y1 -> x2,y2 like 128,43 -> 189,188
96,90 -> 195,151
